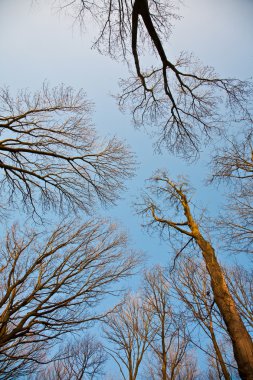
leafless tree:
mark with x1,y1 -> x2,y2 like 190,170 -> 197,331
58,0 -> 252,156
103,293 -> 154,380
0,84 -> 134,216
210,130 -> 253,254
170,256 -> 236,380
145,349 -> 198,380
211,131 -> 253,183
0,220 -> 138,378
139,171 -> 253,379
35,335 -> 107,380
143,266 -> 198,380
224,265 -> 253,334
216,192 -> 253,255
204,340 -> 240,380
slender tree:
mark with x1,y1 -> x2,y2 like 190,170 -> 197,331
170,256 -> 236,380
103,293 -> 154,380
144,266 -> 198,380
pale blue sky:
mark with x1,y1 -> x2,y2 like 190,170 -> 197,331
1,1 -> 253,377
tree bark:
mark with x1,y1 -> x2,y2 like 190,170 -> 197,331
184,203 -> 253,379
209,320 -> 231,380
161,320 -> 167,380
150,179 -> 253,379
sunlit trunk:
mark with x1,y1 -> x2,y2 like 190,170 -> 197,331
182,199 -> 253,379
195,231 -> 253,379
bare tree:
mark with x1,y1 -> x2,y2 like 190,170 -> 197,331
35,335 -> 107,380
170,256 -> 236,380
211,135 -> 253,182
224,265 -> 253,334
144,266 -> 198,380
58,0 -> 252,156
0,84 -> 134,216
216,192 -> 253,255
0,220 -> 138,378
204,340 -> 240,380
145,349 -> 198,380
210,131 -> 253,254
103,293 -> 154,380
139,172 -> 253,379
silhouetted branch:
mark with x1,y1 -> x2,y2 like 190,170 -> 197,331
0,84 -> 135,216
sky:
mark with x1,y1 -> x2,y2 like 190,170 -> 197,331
1,1 -> 253,375
1,0 -> 253,268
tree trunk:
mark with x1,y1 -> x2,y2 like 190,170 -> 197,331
181,198 -> 253,379
150,181 -> 253,378
193,228 -> 253,379
161,321 -> 167,380
161,356 -> 167,380
209,320 -> 231,380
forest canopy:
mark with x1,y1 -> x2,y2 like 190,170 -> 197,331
0,1 -> 253,379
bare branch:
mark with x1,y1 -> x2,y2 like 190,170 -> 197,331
35,335 -> 107,380
103,293 -> 154,380
139,171 -> 253,379
0,84 -> 135,216
0,220 -> 139,377
58,1 -> 252,156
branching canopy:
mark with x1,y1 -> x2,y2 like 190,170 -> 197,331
0,84 -> 134,215
0,220 -> 138,377
103,293 -> 154,380
59,0 -> 252,156
36,335 -> 107,380
210,131 -> 253,254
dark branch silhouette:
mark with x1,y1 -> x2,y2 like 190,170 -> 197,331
0,84 -> 135,216
59,0 -> 252,156
210,130 -> 253,254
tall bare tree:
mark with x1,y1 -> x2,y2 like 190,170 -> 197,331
0,84 -> 134,216
58,0 -> 252,156
144,266 -> 198,380
139,172 -> 253,379
0,220 -> 138,378
103,293 -> 154,380
170,256 -> 236,380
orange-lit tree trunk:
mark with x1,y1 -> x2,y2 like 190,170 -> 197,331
171,257 -> 231,379
192,226 -> 253,380
149,177 -> 253,380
